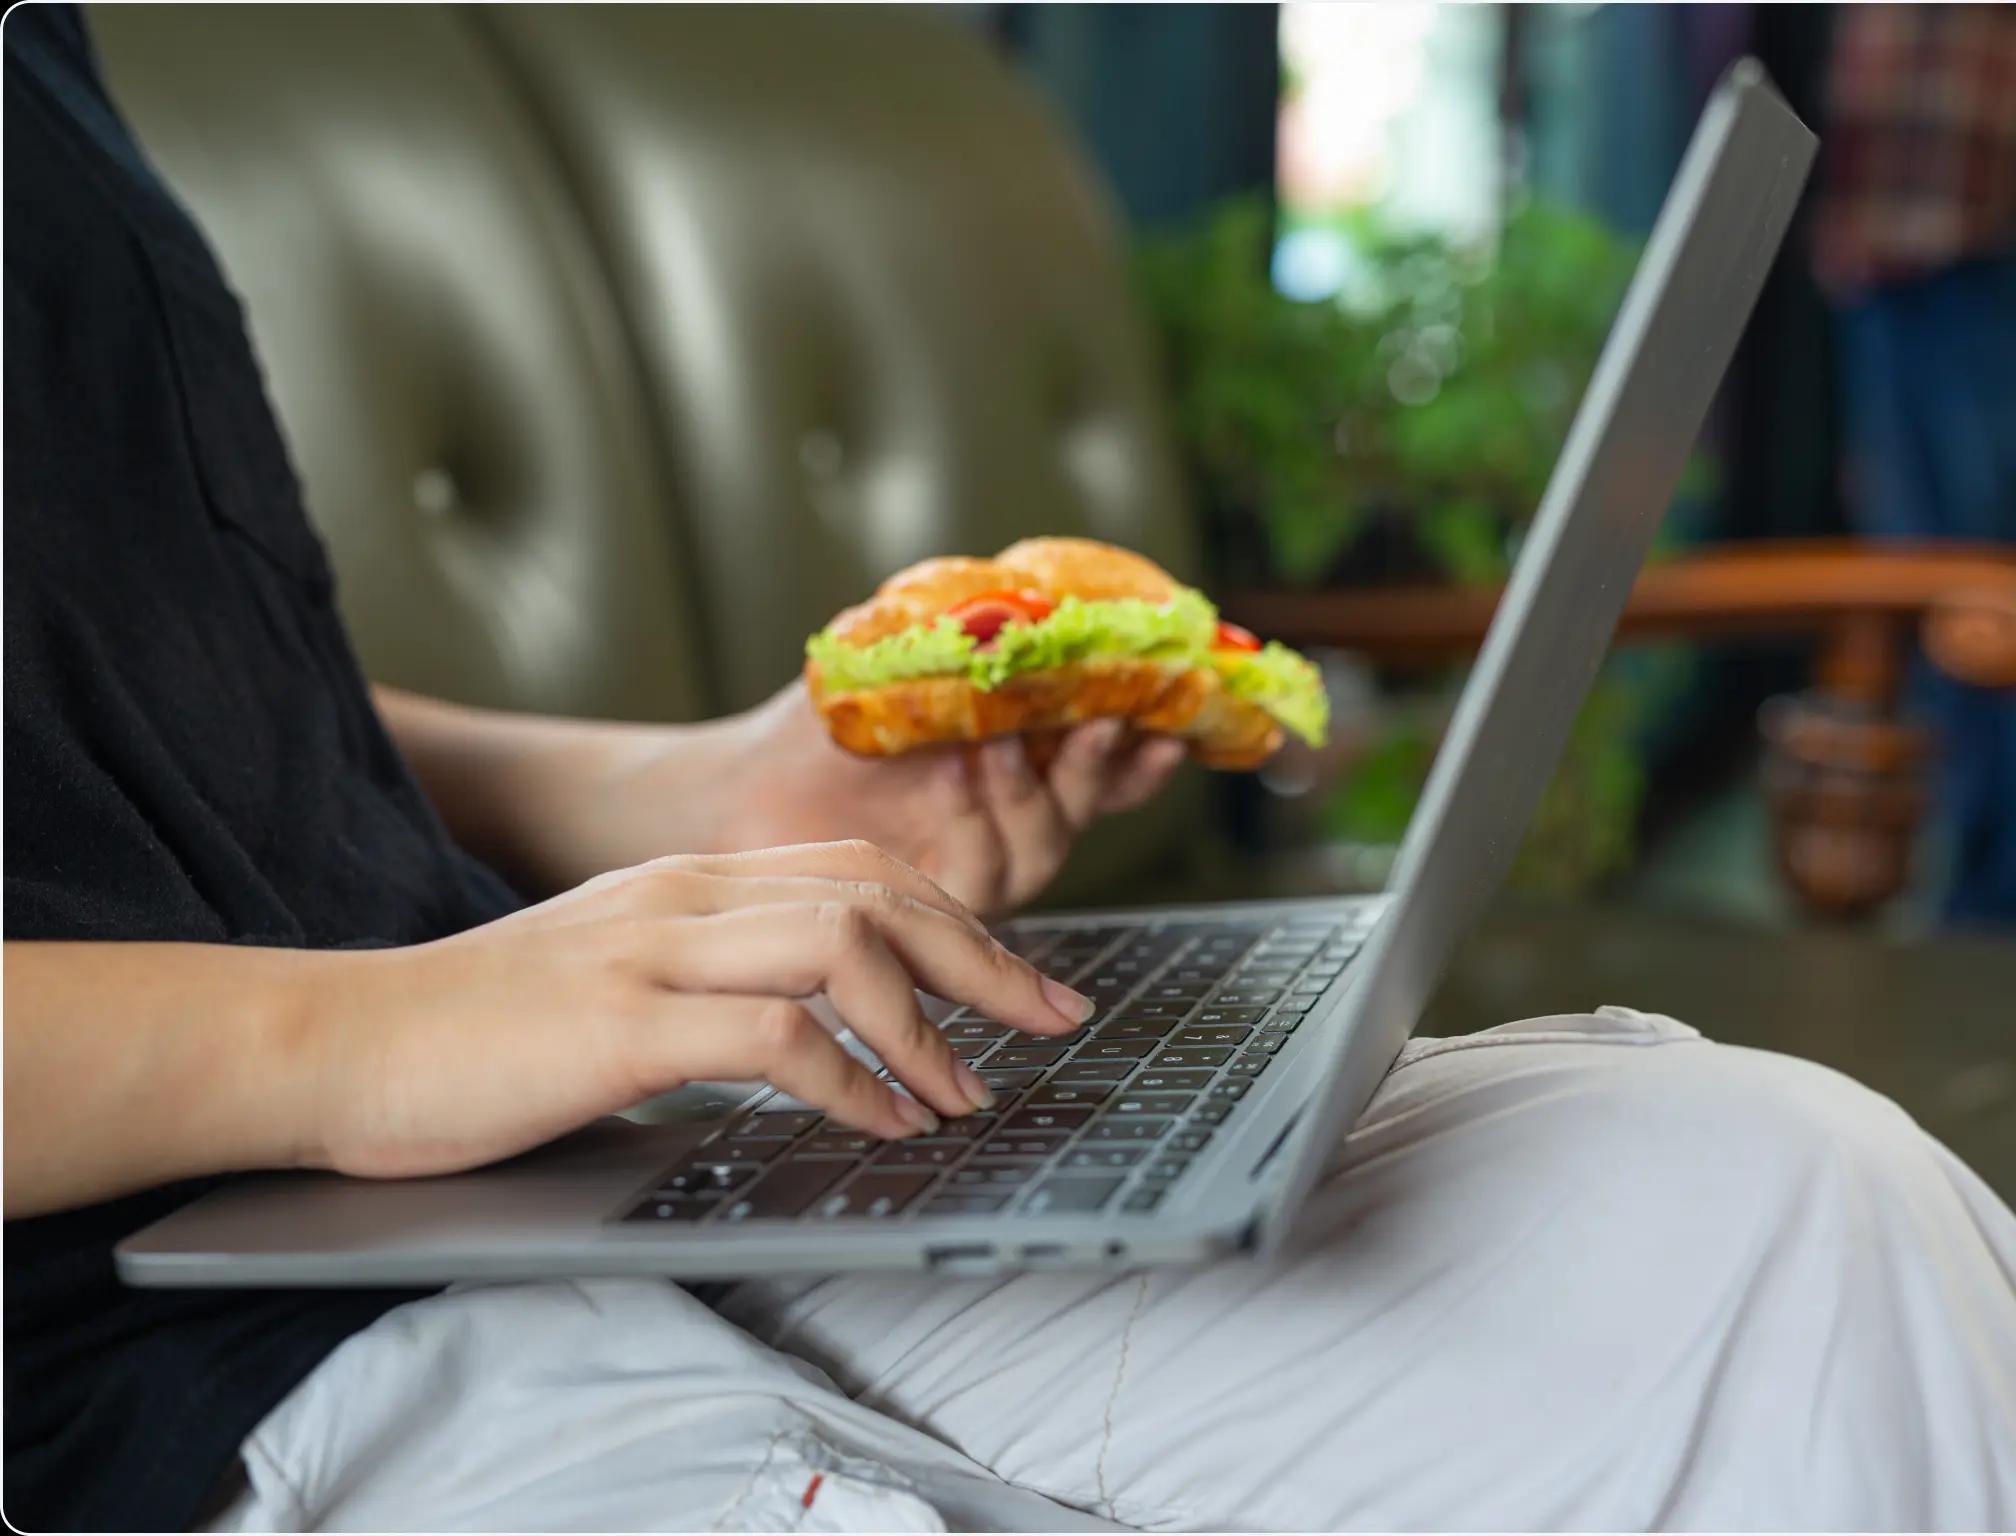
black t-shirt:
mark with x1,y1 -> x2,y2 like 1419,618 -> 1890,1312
4,10 -> 525,1528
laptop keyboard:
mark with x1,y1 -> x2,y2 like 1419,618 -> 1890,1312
618,911 -> 1371,1228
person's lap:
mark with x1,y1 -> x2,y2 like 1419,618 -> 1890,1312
213,1010 -> 2016,1532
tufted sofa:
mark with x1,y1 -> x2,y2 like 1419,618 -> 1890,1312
89,3 -> 1205,897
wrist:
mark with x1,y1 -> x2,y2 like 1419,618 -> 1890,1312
693,685 -> 807,857
236,948 -> 349,1175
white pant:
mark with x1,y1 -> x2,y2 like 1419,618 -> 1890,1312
213,1011 -> 2016,1531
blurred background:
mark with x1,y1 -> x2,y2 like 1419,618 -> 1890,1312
89,3 -> 2014,1191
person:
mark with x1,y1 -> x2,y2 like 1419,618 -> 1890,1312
1812,3 -> 2016,926
5,8 -> 2014,1530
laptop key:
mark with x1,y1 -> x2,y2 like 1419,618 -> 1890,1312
1207,1080 -> 1251,1100
1002,1105 -> 1094,1133
978,1068 -> 1045,1091
1064,1147 -> 1146,1170
1083,1118 -> 1173,1143
1108,1092 -> 1194,1116
1119,1187 -> 1168,1213
1225,1058 -> 1266,1077
1049,1061 -> 1130,1084
1173,1026 -> 1250,1048
1130,1069 -> 1212,1093
658,1161 -> 761,1195
977,1132 -> 1074,1158
800,1132 -> 873,1156
1213,989 -> 1281,1008
724,1158 -> 855,1219
1091,1019 -> 1174,1042
1075,1040 -> 1156,1063
1027,1083 -> 1113,1108
934,1116 -> 997,1140
1082,973 -> 1134,992
923,1192 -> 1012,1216
1025,1177 -> 1125,1214
1149,1048 -> 1232,1069
1192,1008 -> 1266,1026
1191,1104 -> 1232,1125
744,1111 -> 821,1134
1244,1033 -> 1290,1054
708,1137 -> 795,1164
951,1164 -> 1038,1186
817,1169 -> 937,1218
1128,1001 -> 1195,1020
871,1142 -> 964,1168
1170,1129 -> 1214,1152
1228,971 -> 1295,989
626,1195 -> 714,1222
1142,1156 -> 1192,1182
951,1038 -> 994,1060
991,1046 -> 1069,1070
945,1019 -> 1011,1041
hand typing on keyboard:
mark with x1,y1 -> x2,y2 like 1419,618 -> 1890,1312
628,911 -> 1366,1225
280,842 -> 1096,1182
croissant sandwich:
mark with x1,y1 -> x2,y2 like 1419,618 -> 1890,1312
803,537 -> 1327,771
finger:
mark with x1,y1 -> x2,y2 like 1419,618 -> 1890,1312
976,735 -> 1073,908
636,899 -> 1091,1045
1043,718 -> 1127,832
1098,734 -> 1189,816
621,907 -> 971,1115
628,994 -> 935,1141
922,749 -> 1012,916
660,840 -> 986,935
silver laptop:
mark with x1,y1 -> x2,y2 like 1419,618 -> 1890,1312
118,63 -> 1815,1289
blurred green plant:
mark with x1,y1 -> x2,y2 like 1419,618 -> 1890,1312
1321,669 -> 1661,897
1136,195 -> 1640,584
1136,196 -> 1695,895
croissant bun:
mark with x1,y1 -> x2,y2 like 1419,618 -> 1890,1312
804,538 -> 1290,770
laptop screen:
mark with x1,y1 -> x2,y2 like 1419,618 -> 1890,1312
1259,62 -> 1819,1241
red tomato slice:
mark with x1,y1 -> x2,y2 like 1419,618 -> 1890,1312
948,589 -> 1056,647
1213,621 -> 1262,653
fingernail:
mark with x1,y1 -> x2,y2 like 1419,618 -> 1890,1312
1041,975 -> 1096,1024
894,1093 -> 941,1136
954,1061 -> 996,1111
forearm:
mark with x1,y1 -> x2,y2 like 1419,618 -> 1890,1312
2,942 -> 326,1218
371,686 -> 743,894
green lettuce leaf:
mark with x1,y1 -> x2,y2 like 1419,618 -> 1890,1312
805,615 -> 977,694
969,590 -> 1216,688
1214,642 -> 1329,746
806,592 -> 1216,693
806,588 -> 1326,746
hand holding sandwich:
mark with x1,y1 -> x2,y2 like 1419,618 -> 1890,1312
719,682 -> 1189,914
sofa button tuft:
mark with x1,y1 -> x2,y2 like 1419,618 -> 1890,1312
412,466 -> 460,520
